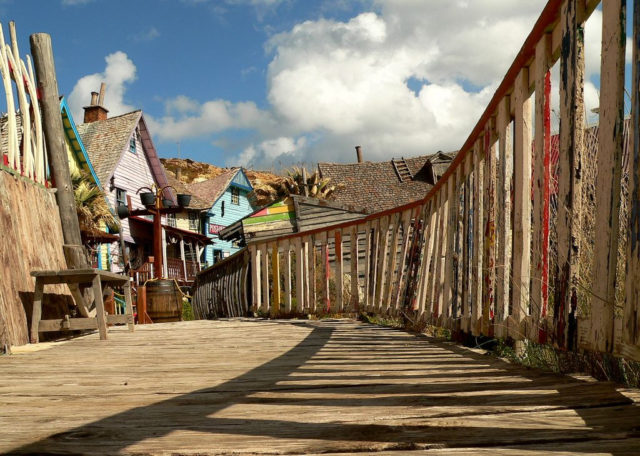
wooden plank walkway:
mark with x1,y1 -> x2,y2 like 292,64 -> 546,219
1,319 -> 640,455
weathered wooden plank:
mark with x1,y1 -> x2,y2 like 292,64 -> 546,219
443,175 -> 457,319
321,237 -> 330,312
590,0 -> 626,353
91,275 -> 108,341
283,241 -> 292,313
260,243 -> 270,314
532,33 -> 552,342
511,66 -> 533,340
335,230 -> 344,312
308,236 -> 317,313
392,209 -> 414,312
295,238 -> 305,313
482,125 -> 497,336
374,216 -> 390,311
363,222 -> 372,312
625,0 -> 640,351
383,213 -> 402,312
554,0 -> 585,350
495,97 -> 513,338
471,139 -> 484,336
350,225 -> 360,312
426,193 -> 442,319
461,154 -> 473,331
453,164 -> 464,321
250,245 -> 261,313
29,278 -> 44,344
434,189 -> 449,321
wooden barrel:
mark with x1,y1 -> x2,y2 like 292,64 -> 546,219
146,280 -> 182,323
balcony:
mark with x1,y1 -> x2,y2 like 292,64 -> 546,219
131,257 -> 200,287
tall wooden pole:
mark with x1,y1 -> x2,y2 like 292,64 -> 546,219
31,33 -> 93,317
30,34 -> 85,251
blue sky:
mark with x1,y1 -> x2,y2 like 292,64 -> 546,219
0,1 -> 629,171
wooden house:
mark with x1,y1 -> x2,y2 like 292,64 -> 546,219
77,90 -> 209,285
187,168 -> 255,266
318,149 -> 455,213
219,195 -> 366,245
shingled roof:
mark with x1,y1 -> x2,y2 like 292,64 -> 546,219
187,168 -> 240,210
318,151 -> 455,213
76,111 -> 142,185
165,171 -> 209,211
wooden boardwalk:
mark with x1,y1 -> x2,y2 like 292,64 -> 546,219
1,319 -> 640,455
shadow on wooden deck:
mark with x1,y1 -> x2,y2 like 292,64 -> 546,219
7,319 -> 640,455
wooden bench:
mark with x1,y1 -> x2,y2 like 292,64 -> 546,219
30,269 -> 135,343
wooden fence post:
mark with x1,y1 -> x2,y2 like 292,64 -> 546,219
511,66 -> 533,340
532,33 -> 552,342
623,0 -> 640,360
590,0 -> 626,353
271,243 -> 281,316
472,139 -> 484,335
350,225 -> 360,312
554,0 -> 585,350
260,243 -> 270,314
335,229 -> 344,312
482,125 -> 497,336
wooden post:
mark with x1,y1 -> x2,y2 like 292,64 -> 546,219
295,238 -> 305,312
308,236 -> 317,313
363,222 -> 372,311
427,193 -> 443,318
472,140 -> 484,335
30,278 -> 44,343
283,241 -> 292,313
91,275 -> 108,340
123,279 -> 135,331
482,125 -> 497,335
260,243 -> 270,314
30,34 -> 87,261
590,0 -> 626,353
512,66 -> 533,339
443,176 -> 456,320
495,97 -> 513,337
393,209 -> 414,311
271,243 -> 280,316
350,225 -> 360,312
461,155 -> 472,328
180,237 -> 187,281
624,0 -> 640,356
532,34 -> 552,341
369,219 -> 380,307
434,189 -> 449,321
554,0 -> 585,350
384,213 -> 401,312
335,230 -> 344,312
250,245 -> 261,313
322,236 -> 330,312
375,216 -> 391,310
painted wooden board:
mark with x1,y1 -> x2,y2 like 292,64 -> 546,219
471,139 -> 484,336
350,226 -> 360,311
625,0 -> 640,351
589,0 -> 626,353
511,67 -> 533,340
1,319 -> 638,455
335,230 -> 344,312
532,34 -> 552,343
443,176 -> 456,319
554,0 -> 585,350
495,97 -> 512,338
482,125 -> 497,336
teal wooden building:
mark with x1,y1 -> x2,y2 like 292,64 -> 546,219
187,168 -> 255,266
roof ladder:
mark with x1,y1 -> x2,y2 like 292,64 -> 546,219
392,157 -> 413,182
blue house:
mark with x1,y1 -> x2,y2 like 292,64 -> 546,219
187,168 -> 255,266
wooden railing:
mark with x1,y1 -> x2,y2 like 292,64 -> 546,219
192,249 -> 250,319
132,258 -> 200,286
193,0 -> 640,361
0,22 -> 46,185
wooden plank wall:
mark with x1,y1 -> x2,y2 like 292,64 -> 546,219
191,0 -> 640,362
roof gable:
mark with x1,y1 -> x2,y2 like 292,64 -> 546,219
230,168 -> 252,190
187,168 -> 242,210
60,97 -> 101,188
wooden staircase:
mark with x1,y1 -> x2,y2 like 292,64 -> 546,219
392,157 -> 412,182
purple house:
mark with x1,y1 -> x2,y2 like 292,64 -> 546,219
77,89 -> 209,284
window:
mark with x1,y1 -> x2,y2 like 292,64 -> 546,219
167,213 -> 176,227
188,212 -> 199,231
115,188 -> 127,207
129,136 -> 136,154
231,187 -> 240,205
213,249 -> 223,263
221,200 -> 225,218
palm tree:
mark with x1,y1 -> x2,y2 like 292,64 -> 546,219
249,166 -> 341,207
70,169 -> 119,237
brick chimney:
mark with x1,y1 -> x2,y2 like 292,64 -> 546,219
355,145 -> 363,163
83,82 -> 109,123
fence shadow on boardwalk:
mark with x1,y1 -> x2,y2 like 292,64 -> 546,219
9,320 -> 640,455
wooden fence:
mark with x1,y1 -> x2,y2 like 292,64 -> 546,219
192,0 -> 640,361
0,22 -> 46,185
192,249 -> 250,319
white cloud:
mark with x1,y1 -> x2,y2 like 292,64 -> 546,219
131,27 -> 160,42
68,51 -> 137,121
237,136 -> 307,168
